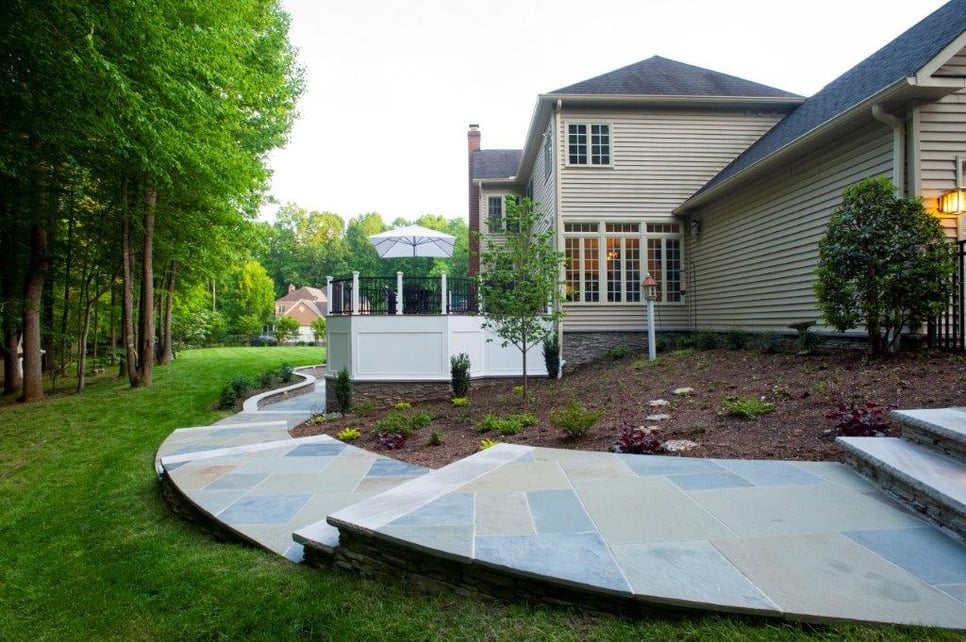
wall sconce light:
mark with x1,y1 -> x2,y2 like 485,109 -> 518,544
938,155 -> 966,214
690,220 -> 702,237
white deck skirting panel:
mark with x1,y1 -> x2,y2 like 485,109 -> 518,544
326,314 -> 548,382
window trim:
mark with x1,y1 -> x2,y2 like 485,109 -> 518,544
562,220 -> 684,304
565,122 -> 612,167
486,196 -> 503,233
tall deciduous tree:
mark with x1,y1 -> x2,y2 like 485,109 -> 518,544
814,177 -> 955,355
478,197 -> 565,406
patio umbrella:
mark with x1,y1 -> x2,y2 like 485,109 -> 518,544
367,224 -> 456,258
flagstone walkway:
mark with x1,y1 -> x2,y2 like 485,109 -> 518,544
155,370 -> 966,630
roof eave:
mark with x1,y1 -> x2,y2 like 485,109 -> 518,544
544,93 -> 805,109
673,77 -> 947,216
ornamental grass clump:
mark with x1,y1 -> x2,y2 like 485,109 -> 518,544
723,396 -> 775,419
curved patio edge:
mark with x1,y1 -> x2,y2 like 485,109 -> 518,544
155,376 -> 966,631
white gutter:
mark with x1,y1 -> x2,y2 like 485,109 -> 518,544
871,104 -> 906,195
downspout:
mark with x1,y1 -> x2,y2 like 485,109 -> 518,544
554,99 -> 565,374
872,104 -> 905,195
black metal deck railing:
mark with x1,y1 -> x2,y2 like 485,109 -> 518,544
329,275 -> 478,316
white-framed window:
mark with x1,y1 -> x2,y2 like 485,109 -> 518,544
563,221 -> 682,303
567,123 -> 610,166
486,196 -> 503,233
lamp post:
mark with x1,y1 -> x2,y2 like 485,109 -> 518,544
642,273 -> 658,361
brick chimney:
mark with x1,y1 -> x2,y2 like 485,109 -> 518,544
468,124 -> 481,276
288,283 -> 296,293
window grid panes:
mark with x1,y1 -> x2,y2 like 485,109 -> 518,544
568,124 -> 586,164
591,124 -> 610,165
565,221 -> 681,304
487,196 -> 502,233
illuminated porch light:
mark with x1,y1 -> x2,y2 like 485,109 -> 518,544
938,189 -> 966,214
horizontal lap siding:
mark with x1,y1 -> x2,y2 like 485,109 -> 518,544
919,89 -> 966,230
559,109 -> 784,219
689,122 -> 893,331
558,107 -> 783,331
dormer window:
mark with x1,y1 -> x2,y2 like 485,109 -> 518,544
567,123 -> 610,165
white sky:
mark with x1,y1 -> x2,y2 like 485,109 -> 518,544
263,0 -> 950,224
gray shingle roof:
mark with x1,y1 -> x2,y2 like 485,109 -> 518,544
695,0 -> 966,198
549,55 -> 801,98
471,149 -> 523,180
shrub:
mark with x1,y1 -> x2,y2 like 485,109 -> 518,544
256,370 -> 277,388
797,330 -> 822,354
695,330 -> 718,351
758,332 -> 784,354
334,367 -> 352,413
394,401 -> 412,410
278,363 -> 295,383
374,411 -> 410,436
614,424 -> 664,454
353,400 -> 376,418
676,335 -> 698,350
607,345 -> 633,360
427,429 -> 444,446
217,374 -> 254,409
410,411 -> 433,430
825,401 -> 895,437
479,439 -> 499,451
815,177 -> 955,355
377,432 -> 406,450
452,397 -> 470,407
450,353 -> 471,398
336,427 -> 361,442
550,399 -> 601,438
723,396 -> 775,419
722,330 -> 748,350
479,413 -> 536,436
543,332 -> 560,379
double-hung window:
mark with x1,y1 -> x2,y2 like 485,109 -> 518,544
564,221 -> 682,303
567,123 -> 610,165
486,196 -> 503,233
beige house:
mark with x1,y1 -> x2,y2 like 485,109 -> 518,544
275,284 -> 328,343
470,1 -> 966,362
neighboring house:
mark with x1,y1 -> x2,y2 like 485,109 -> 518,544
470,0 -> 966,363
275,284 -> 328,343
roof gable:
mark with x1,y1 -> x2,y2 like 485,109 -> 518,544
693,0 -> 966,200
276,286 -> 326,304
550,56 -> 801,99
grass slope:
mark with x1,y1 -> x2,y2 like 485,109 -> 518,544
0,347 -> 956,641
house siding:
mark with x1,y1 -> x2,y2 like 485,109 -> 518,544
919,88 -> 966,237
556,107 -> 785,332
687,121 -> 894,331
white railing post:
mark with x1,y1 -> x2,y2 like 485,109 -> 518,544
396,271 -> 404,315
325,276 -> 333,316
352,271 -> 360,315
440,273 -> 448,314
477,276 -> 483,313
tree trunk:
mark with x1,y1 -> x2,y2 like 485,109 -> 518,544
0,193 -> 22,395
120,183 -> 140,386
158,259 -> 176,364
21,222 -> 48,402
138,188 -> 156,386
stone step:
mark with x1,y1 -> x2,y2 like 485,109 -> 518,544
891,408 -> 966,464
837,436 -> 966,541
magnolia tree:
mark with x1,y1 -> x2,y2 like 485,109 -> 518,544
478,196 -> 566,406
814,177 -> 955,355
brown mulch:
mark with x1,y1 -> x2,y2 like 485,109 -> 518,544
290,348 -> 966,469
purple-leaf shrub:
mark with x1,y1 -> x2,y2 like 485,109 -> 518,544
825,401 -> 895,437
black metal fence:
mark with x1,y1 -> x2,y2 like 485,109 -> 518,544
329,276 -> 478,316
935,239 -> 966,351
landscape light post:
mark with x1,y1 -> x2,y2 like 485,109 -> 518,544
642,273 -> 658,361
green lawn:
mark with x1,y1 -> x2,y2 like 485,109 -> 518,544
0,347 -> 956,641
